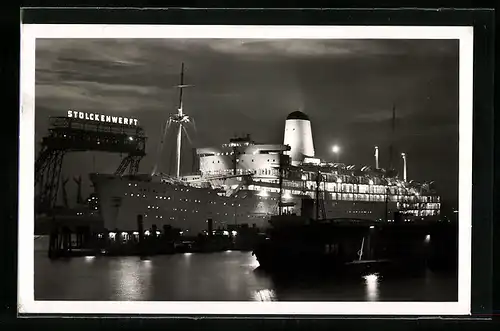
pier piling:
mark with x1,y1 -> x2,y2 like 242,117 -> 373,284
207,218 -> 213,236
137,214 -> 145,256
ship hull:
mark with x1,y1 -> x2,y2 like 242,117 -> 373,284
90,174 -> 396,234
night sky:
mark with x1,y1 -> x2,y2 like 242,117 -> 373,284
35,38 -> 459,212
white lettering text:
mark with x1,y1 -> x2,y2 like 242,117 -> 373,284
66,110 -> 138,126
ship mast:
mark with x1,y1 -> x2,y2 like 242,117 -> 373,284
385,104 -> 396,222
315,168 -> 320,220
388,104 -> 396,171
170,63 -> 193,178
151,63 -> 193,177
278,152 -> 284,216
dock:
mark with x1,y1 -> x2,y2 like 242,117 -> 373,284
44,215 -> 262,259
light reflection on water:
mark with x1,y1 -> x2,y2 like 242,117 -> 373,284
253,289 -> 276,302
110,258 -> 153,300
362,274 -> 379,302
35,251 -> 457,302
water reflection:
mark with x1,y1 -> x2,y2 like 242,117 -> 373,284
252,289 -> 276,301
362,273 -> 380,301
84,256 -> 96,262
109,257 -> 153,301
34,251 -> 457,302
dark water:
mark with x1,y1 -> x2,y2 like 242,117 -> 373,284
35,250 -> 458,302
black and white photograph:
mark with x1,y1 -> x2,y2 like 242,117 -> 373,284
19,23 -> 474,315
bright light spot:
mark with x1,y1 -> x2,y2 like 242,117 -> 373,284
144,230 -> 150,236
369,180 -> 374,185
85,256 -> 95,261
301,174 -> 307,180
259,190 -> 268,197
128,136 -> 134,141
232,230 -> 238,236
156,231 -> 161,235
336,178 -> 342,183
425,234 -> 431,243
179,231 -> 184,235
283,191 -> 292,199
223,230 -> 229,236
184,252 -> 192,256
364,274 -> 378,282
121,232 -> 127,236
369,225 -> 375,229
108,232 -> 116,239
226,250 -> 232,253
132,232 -> 139,235
332,145 -> 340,153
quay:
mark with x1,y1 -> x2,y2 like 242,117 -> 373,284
43,211 -> 457,275
45,215 -> 263,259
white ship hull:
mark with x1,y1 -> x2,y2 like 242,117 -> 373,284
90,174 -> 396,234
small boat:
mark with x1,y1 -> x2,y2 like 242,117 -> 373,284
252,213 -> 436,277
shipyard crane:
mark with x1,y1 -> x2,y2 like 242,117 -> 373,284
74,175 -> 83,205
35,115 -> 146,213
61,177 -> 69,208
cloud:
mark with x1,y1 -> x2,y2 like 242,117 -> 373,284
140,38 -> 458,59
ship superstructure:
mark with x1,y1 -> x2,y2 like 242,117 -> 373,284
89,65 -> 441,235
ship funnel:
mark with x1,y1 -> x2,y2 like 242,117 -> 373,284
283,111 -> 315,166
374,146 -> 379,169
401,152 -> 407,182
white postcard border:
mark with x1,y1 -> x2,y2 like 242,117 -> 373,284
18,24 -> 473,316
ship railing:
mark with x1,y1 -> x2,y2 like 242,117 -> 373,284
157,173 -> 188,185
201,172 -> 254,181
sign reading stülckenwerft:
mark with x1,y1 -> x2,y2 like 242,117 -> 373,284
67,110 -> 139,126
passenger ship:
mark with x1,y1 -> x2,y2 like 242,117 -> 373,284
90,67 -> 441,235
90,113 -> 441,234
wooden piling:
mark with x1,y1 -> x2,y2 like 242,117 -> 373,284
207,218 -> 213,236
137,214 -> 145,256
